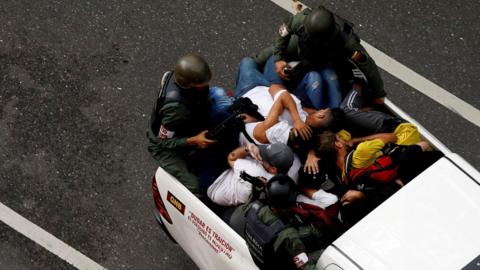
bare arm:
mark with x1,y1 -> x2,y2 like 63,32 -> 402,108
267,83 -> 287,97
253,90 -> 312,143
252,95 -> 285,143
227,146 -> 250,168
269,89 -> 313,140
186,130 -> 217,149
268,87 -> 303,126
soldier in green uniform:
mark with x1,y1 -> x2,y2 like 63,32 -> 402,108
147,54 -> 234,196
229,175 -> 324,270
255,5 -> 386,106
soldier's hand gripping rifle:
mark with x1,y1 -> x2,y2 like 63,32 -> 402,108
239,170 -> 268,200
206,97 -> 265,140
205,113 -> 245,140
239,170 -> 266,189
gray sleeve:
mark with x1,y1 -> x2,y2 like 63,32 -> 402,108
341,89 -> 392,133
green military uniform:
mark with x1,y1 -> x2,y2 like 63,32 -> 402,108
255,8 -> 386,99
240,202 -> 323,270
147,71 -> 211,195
147,103 -> 197,193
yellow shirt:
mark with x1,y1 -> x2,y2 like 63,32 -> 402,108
337,129 -> 351,142
394,123 -> 421,145
351,139 -> 385,168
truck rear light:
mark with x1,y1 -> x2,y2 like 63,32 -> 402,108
152,176 -> 173,224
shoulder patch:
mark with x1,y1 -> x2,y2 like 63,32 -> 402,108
293,252 -> 309,268
351,50 -> 367,63
158,124 -> 175,139
278,23 -> 289,37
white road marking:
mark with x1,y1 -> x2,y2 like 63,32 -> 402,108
0,202 -> 107,270
362,42 -> 480,127
270,0 -> 480,128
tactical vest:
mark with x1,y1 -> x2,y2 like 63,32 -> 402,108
344,150 -> 399,191
298,12 -> 358,68
149,71 -> 211,138
244,202 -> 287,269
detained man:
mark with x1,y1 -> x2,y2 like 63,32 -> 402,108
234,57 -> 345,148
207,143 -> 301,206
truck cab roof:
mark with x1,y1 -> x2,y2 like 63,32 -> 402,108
325,154 -> 480,270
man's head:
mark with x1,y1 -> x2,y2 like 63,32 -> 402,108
315,130 -> 347,161
258,143 -> 294,174
306,107 -> 345,132
304,6 -> 338,42
173,54 -> 212,89
265,174 -> 297,210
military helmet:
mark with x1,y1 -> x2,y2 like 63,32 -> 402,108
265,174 -> 297,208
173,54 -> 212,89
304,6 -> 338,40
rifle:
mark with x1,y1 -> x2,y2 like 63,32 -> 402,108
205,97 -> 264,140
239,170 -> 266,189
205,114 -> 244,140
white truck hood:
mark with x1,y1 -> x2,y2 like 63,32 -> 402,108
332,154 -> 480,270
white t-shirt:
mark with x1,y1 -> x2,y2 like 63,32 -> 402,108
241,86 -> 307,122
296,190 -> 338,209
240,86 -> 307,145
241,121 -> 292,146
207,156 -> 302,206
207,158 -> 272,206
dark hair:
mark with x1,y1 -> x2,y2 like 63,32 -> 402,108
315,131 -> 338,162
327,108 -> 346,132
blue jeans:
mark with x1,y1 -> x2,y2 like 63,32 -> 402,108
263,55 -> 342,109
294,68 -> 342,109
234,57 -> 271,97
263,55 -> 284,85
209,86 -> 233,126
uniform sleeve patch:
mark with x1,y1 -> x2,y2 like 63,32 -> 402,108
294,252 -> 309,268
158,124 -> 175,139
278,23 -> 289,37
351,51 -> 367,63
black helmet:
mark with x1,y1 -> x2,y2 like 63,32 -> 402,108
173,54 -> 212,89
304,6 -> 338,40
265,174 -> 297,208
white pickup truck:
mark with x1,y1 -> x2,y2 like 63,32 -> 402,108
151,99 -> 480,270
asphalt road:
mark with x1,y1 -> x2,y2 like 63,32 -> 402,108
0,0 -> 478,269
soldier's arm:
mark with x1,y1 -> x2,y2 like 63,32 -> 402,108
152,103 -> 193,149
273,12 -> 306,62
344,37 -> 386,99
275,227 -> 319,270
